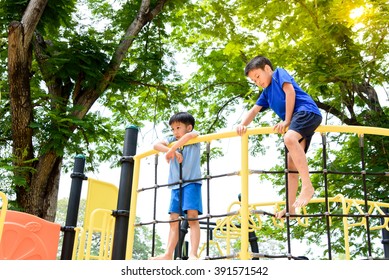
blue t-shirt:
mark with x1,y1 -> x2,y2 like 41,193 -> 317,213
255,68 -> 321,120
165,133 -> 202,189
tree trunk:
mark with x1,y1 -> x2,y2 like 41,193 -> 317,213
9,20 -> 66,221
16,152 -> 63,221
8,0 -> 53,220
8,20 -> 35,195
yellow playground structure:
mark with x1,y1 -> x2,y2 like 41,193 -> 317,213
0,125 -> 388,260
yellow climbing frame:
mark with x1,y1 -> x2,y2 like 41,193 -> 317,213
212,195 -> 389,260
125,125 -> 389,260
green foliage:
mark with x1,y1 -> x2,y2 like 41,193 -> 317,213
132,217 -> 165,260
0,0 -> 76,36
0,0 -> 29,24
0,0 -> 388,259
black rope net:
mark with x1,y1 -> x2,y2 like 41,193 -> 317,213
132,130 -> 389,260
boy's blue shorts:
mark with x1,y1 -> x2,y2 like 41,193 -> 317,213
169,183 -> 203,215
288,111 -> 322,152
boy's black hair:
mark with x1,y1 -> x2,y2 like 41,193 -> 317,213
169,112 -> 195,128
244,55 -> 274,76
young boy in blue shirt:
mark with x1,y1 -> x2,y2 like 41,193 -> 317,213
150,112 -> 202,260
236,55 -> 322,218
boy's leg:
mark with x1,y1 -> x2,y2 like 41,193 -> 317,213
187,210 -> 200,260
181,183 -> 202,260
150,188 -> 182,260
275,154 -> 299,218
283,130 -> 314,208
149,213 -> 180,260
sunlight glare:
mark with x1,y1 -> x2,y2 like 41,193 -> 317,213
349,6 -> 364,20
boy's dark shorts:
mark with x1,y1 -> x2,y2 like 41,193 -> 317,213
169,183 -> 203,215
288,111 -> 322,153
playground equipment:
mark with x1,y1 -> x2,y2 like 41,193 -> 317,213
0,125 -> 388,260
61,125 -> 138,260
128,125 -> 389,260
73,178 -> 118,260
212,195 -> 389,260
0,209 -> 61,259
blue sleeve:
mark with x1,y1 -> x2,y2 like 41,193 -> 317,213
275,68 -> 293,87
165,135 -> 176,145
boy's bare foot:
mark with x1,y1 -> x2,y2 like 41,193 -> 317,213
188,255 -> 199,260
149,254 -> 172,260
275,208 -> 296,219
293,185 -> 314,208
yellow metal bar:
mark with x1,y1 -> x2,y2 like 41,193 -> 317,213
0,191 -> 8,244
72,227 -> 82,260
370,204 -> 389,230
239,132 -> 250,260
133,125 -> 389,162
84,209 -> 112,260
125,157 -> 141,260
132,126 -> 389,164
315,125 -> 389,136
226,216 -> 231,256
339,194 -> 351,260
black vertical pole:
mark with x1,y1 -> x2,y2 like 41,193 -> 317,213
322,133 -> 332,260
174,163 -> 184,259
359,135 -> 373,258
151,154 -> 159,257
60,154 -> 87,260
381,208 -> 389,258
284,146 -> 292,259
175,218 -> 189,260
111,125 -> 139,260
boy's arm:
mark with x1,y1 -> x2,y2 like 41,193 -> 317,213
169,131 -> 199,152
274,82 -> 295,134
154,140 -> 183,163
236,105 -> 262,135
165,131 -> 199,163
153,140 -> 170,153
283,82 -> 295,125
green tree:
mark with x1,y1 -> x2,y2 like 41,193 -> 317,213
1,0 -> 175,220
1,0 -> 388,259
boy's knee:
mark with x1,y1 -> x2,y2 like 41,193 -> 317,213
283,134 -> 295,147
187,213 -> 199,225
283,131 -> 302,148
187,214 -> 198,220
188,219 -> 199,224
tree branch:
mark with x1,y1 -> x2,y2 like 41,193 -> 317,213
353,81 -> 384,114
72,0 -> 170,120
315,100 -> 358,125
295,0 -> 319,29
21,0 -> 49,46
32,32 -> 72,108
105,0 -> 168,85
206,95 -> 242,134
